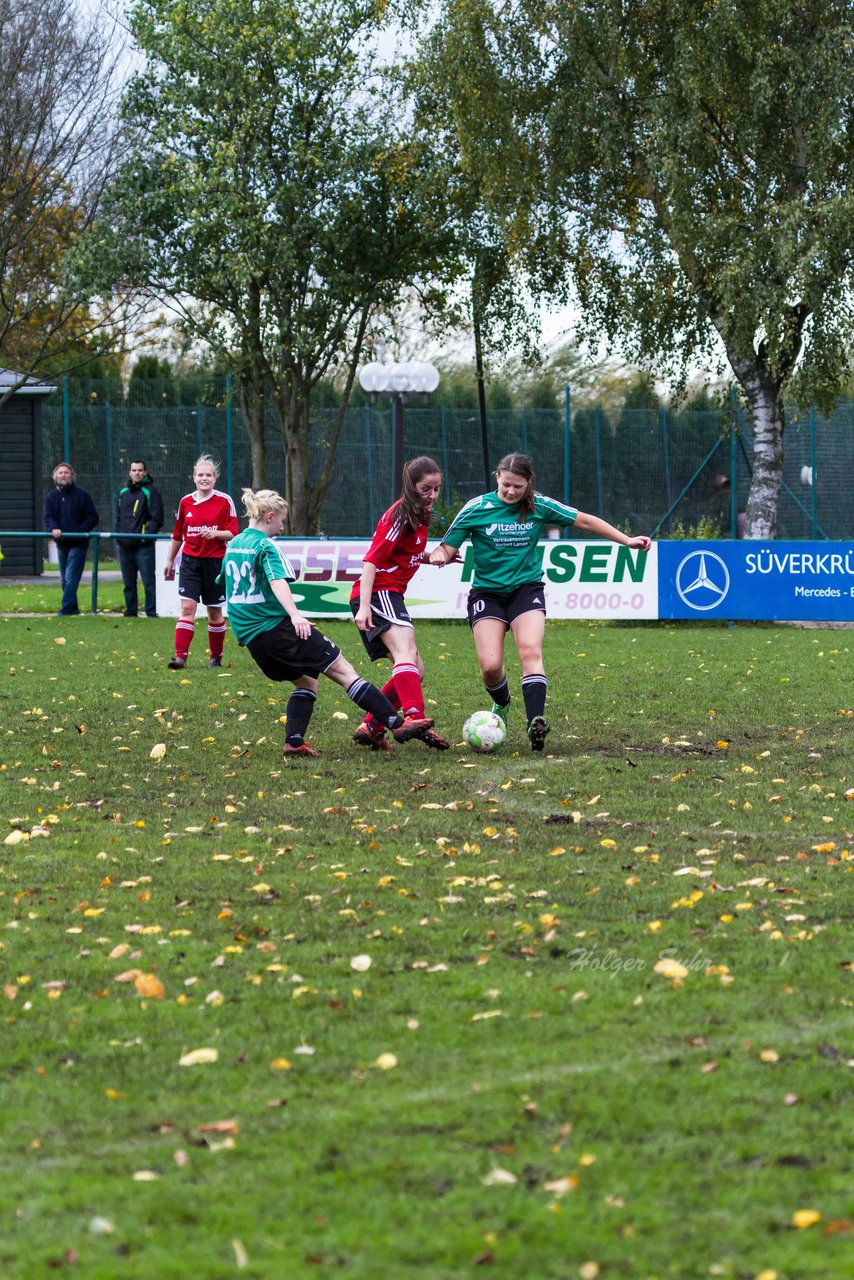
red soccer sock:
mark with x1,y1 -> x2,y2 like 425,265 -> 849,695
391,662 -> 424,717
207,621 -> 227,660
175,620 -> 195,659
365,676 -> 400,730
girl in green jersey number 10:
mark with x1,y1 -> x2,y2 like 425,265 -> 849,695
428,453 -> 652,751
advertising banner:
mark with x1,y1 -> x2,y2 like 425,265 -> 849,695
658,541 -> 854,621
157,537 -> 852,623
156,539 -> 659,620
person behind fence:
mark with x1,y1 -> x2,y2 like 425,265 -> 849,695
164,454 -> 238,669
428,451 -> 652,751
221,487 -> 436,758
44,463 -> 100,617
116,460 -> 164,618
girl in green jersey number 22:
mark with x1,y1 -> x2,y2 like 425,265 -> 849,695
428,453 -> 652,751
222,488 -> 435,758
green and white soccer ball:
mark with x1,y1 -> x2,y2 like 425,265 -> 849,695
462,710 -> 506,753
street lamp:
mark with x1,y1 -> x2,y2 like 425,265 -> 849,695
358,360 -> 440,494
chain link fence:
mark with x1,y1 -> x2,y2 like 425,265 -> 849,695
40,380 -> 854,539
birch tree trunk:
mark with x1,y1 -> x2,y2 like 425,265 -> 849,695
728,353 -> 788,540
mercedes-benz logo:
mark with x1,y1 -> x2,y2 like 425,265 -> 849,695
675,550 -> 730,611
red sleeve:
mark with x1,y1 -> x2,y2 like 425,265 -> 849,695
222,498 -> 238,536
364,506 -> 405,572
171,496 -> 189,541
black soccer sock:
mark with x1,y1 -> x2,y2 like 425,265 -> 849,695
521,674 -> 548,722
285,688 -> 317,745
484,675 -> 511,708
346,678 -> 403,730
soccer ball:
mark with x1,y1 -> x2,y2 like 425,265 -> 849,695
462,710 -> 506,753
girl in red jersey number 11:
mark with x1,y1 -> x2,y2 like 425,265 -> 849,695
164,454 -> 238,669
351,456 -> 457,751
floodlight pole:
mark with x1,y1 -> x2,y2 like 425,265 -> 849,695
391,390 -> 405,498
358,360 -> 440,504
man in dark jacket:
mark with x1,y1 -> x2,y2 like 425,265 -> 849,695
44,463 -> 100,616
116,460 -> 164,617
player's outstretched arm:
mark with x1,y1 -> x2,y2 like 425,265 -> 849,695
573,512 -> 652,553
270,578 -> 312,638
426,542 -> 458,566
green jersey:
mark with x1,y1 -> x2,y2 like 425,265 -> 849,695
220,527 -> 297,645
443,492 -> 577,593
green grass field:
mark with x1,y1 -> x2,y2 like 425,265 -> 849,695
0,596 -> 851,1279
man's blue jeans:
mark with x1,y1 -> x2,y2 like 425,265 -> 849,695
57,543 -> 87,615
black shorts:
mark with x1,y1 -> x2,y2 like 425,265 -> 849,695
467,581 -> 547,629
247,618 -> 341,683
178,554 -> 226,606
350,590 -> 413,662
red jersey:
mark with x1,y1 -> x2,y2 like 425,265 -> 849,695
350,503 -> 429,600
172,490 -> 238,559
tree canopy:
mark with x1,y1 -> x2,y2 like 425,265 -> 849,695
427,0 -> 854,536
0,0 -> 129,395
91,0 -> 462,532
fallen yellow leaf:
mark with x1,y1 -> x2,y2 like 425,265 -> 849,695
134,973 -> 165,1000
178,1047 -> 218,1067
543,1174 -> 579,1196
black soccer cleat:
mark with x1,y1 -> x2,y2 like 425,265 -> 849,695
391,714 -> 435,743
416,726 -> 451,751
527,716 -> 550,751
353,721 -> 393,751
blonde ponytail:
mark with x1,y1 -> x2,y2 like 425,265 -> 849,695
242,487 -> 289,522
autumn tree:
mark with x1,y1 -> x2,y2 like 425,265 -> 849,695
0,0 -> 129,397
94,0 -> 460,532
426,0 -> 854,536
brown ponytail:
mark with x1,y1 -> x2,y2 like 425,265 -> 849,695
394,456 -> 442,532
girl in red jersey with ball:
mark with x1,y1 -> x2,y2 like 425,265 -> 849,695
164,454 -> 238,669
350,456 -> 454,751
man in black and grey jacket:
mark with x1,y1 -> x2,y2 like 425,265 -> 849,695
44,463 -> 100,616
116,460 -> 164,617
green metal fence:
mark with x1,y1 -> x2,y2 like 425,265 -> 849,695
40,379 -> 854,539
